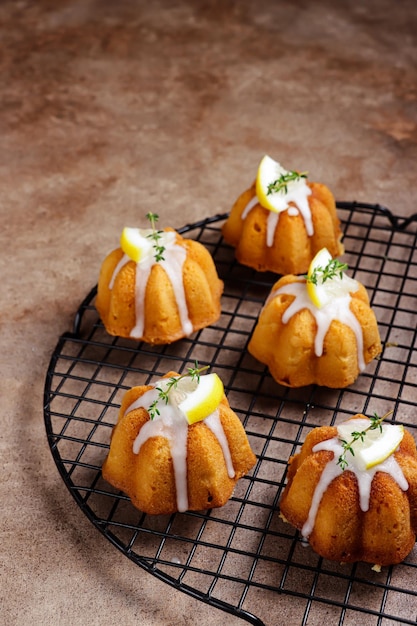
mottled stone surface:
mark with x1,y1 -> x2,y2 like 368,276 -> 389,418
1,1 -> 416,624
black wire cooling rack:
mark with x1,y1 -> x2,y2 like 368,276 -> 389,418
44,203 -> 417,626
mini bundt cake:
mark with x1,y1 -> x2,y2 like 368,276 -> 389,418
279,414 -> 417,566
222,155 -> 344,275
102,369 -> 257,514
96,216 -> 223,344
248,249 -> 381,388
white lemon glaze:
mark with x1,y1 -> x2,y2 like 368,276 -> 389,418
300,420 -> 408,538
240,176 -> 313,244
108,231 -> 193,339
126,380 -> 235,513
273,279 -> 365,370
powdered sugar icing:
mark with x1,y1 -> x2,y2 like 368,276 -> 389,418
127,379 -> 235,512
240,165 -> 313,244
300,419 -> 408,538
109,231 -> 193,339
272,279 -> 366,370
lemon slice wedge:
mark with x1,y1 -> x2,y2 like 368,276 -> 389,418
337,419 -> 404,470
120,227 -> 153,263
255,155 -> 307,213
178,373 -> 224,425
358,424 -> 404,469
306,248 -> 333,308
306,247 -> 356,309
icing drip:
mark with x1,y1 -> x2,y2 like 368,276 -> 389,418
127,383 -> 234,512
159,246 -> 193,337
131,258 -> 153,338
241,195 -> 281,247
240,176 -> 313,247
274,280 -> 365,370
204,412 -> 235,479
109,254 -> 130,290
291,186 -> 313,236
241,195 -> 259,220
266,211 -> 280,247
108,232 -> 193,339
301,424 -> 408,538
132,399 -> 189,512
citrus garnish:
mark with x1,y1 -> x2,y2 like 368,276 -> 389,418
357,424 -> 404,469
120,227 -> 153,263
337,417 -> 404,471
305,248 -> 353,309
255,155 -> 308,214
147,364 -> 223,425
178,373 -> 224,424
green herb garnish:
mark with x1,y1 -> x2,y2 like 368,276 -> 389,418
148,362 -> 209,420
305,258 -> 348,286
337,410 -> 393,471
267,170 -> 308,195
146,212 -> 165,262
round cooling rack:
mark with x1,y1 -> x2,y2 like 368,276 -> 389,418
44,203 -> 417,626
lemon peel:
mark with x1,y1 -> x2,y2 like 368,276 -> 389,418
120,227 -> 153,263
357,424 -> 404,469
178,373 -> 224,425
337,419 -> 404,471
306,248 -> 333,308
255,155 -> 308,214
306,247 -> 355,309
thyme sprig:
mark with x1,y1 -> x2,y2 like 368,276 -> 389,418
146,212 -> 165,262
148,362 -> 209,420
267,170 -> 308,195
337,410 -> 394,470
304,258 -> 348,286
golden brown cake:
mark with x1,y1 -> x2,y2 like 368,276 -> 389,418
279,415 -> 417,566
248,253 -> 382,388
96,223 -> 223,344
222,156 -> 344,275
102,370 -> 257,514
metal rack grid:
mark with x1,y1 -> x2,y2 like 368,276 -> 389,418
44,203 -> 417,626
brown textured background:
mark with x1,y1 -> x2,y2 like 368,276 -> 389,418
1,1 -> 417,624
